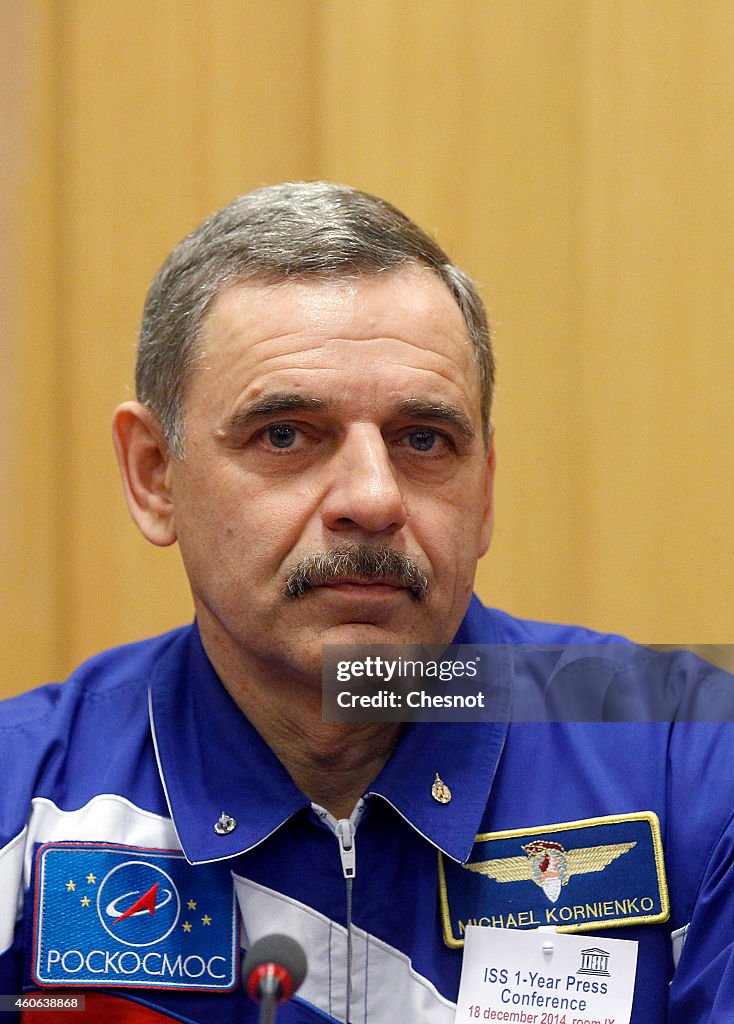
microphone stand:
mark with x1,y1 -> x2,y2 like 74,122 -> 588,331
257,966 -> 282,1024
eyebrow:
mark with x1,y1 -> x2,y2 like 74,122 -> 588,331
395,399 -> 476,444
218,393 -> 331,439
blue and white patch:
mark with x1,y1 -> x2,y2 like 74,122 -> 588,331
32,842 -> 239,990
439,812 -> 669,947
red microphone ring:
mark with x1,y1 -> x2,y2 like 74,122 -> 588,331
247,962 -> 296,1003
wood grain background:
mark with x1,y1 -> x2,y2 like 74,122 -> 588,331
3,1 -> 732,695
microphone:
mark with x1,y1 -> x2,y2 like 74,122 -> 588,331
243,934 -> 308,1024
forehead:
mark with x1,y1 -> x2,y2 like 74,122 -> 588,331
193,268 -> 479,403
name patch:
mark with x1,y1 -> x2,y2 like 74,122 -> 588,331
439,812 -> 668,948
32,842 -> 239,990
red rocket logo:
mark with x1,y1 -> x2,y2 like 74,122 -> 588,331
98,862 -> 180,946
111,882 -> 161,924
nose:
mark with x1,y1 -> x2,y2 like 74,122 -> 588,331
320,425 -> 408,536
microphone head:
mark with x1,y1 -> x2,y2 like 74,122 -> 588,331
243,934 -> 308,1005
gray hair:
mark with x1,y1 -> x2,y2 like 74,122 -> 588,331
136,181 -> 494,455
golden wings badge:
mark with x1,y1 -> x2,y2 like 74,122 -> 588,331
464,838 -> 637,903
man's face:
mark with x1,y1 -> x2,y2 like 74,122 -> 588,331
166,267 -> 495,685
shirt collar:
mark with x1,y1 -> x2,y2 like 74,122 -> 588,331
149,607 -> 513,866
149,624 -> 309,864
365,642 -> 513,863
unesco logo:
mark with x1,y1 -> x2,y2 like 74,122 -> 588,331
97,860 -> 181,947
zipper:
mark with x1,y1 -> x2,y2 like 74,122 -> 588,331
312,800 -> 365,1023
335,817 -> 356,878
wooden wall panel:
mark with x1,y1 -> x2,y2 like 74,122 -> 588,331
569,2 -> 734,640
2,1 -> 62,691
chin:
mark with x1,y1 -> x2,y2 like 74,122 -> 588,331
318,619 -> 437,647
322,624 -> 395,645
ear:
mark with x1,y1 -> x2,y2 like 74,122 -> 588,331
477,427 -> 496,557
112,401 -> 177,547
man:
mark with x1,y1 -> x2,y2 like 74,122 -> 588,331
0,182 -> 732,1022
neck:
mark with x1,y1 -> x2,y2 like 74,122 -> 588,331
248,706 -> 401,821
200,629 -> 401,820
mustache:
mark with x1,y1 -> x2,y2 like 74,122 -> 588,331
285,544 -> 429,602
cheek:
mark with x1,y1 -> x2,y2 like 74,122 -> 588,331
408,487 -> 486,571
243,477 -> 323,540
203,472 -> 324,571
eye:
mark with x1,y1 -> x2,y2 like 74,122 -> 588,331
407,430 -> 437,452
267,424 -> 298,449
